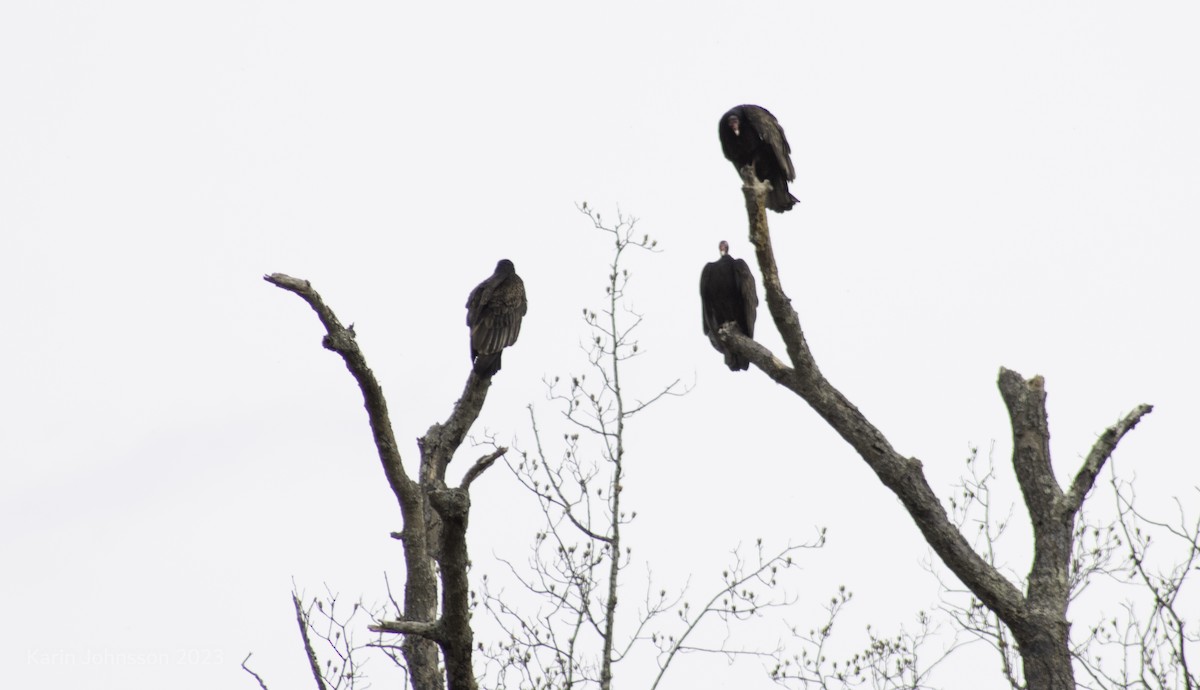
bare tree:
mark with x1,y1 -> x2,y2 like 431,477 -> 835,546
478,206 -> 815,690
255,186 -> 1189,690
263,273 -> 507,690
927,445 -> 1200,690
715,170 -> 1155,690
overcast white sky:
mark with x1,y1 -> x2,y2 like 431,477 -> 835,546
2,2 -> 1198,688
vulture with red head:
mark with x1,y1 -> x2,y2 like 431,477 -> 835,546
718,104 -> 799,212
700,241 -> 758,371
466,259 -> 527,377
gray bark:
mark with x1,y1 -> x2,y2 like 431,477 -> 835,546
267,273 -> 498,690
715,173 -> 1152,690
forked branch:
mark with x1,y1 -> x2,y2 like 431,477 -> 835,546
264,273 -> 416,508
268,272 -> 501,690
1066,404 -> 1154,513
714,176 -> 1154,690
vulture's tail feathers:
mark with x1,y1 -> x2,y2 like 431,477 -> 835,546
473,352 -> 503,377
724,352 -> 750,372
767,182 -> 799,213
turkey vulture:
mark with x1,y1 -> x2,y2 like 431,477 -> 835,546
718,105 -> 799,212
465,259 -> 527,377
700,241 -> 758,371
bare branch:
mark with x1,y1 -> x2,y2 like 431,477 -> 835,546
719,326 -> 1027,628
420,372 -> 495,483
241,653 -> 271,690
729,186 -> 1070,640
460,447 -> 505,490
1065,403 -> 1154,514
650,540 -> 814,690
624,378 -> 686,417
717,325 -> 797,383
370,619 -> 442,639
293,593 -> 330,690
264,273 -> 417,509
736,170 -> 808,365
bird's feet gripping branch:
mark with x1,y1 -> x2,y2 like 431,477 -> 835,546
465,259 -> 527,378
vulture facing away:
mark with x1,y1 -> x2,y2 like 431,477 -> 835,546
465,259 -> 527,377
700,241 -> 758,371
718,104 -> 799,213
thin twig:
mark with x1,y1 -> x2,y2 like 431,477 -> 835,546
241,653 -> 271,690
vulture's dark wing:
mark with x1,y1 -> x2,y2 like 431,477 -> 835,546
700,255 -> 757,371
732,257 -> 758,339
741,106 -> 795,182
719,105 -> 799,212
700,260 -> 719,336
466,263 -> 527,377
472,275 -> 526,353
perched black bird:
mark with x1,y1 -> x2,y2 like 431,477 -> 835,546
465,259 -> 527,377
700,241 -> 758,371
718,105 -> 799,212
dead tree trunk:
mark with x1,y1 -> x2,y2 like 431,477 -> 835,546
716,173 -> 1152,690
267,273 -> 500,690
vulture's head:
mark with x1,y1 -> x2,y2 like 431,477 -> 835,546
718,240 -> 729,256
725,113 -> 740,137
496,259 -> 515,274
